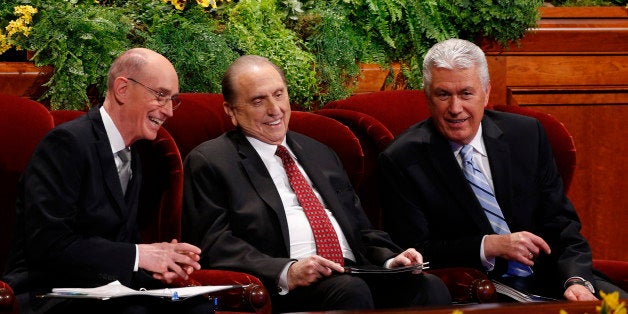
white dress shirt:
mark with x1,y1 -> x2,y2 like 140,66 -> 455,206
100,106 -> 139,272
247,136 -> 356,294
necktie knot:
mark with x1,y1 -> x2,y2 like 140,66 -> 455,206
275,145 -> 291,162
117,148 -> 131,163
460,144 -> 474,164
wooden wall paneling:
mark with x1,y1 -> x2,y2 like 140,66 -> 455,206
483,7 -> 628,261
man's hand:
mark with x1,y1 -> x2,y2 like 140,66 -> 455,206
484,231 -> 551,266
287,255 -> 344,290
389,248 -> 424,273
564,284 -> 597,301
138,239 -> 201,283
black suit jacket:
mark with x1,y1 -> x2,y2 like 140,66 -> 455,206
379,110 -> 594,293
183,130 -> 401,290
3,107 -> 145,294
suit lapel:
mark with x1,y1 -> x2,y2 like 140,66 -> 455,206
286,134 -> 359,248
231,132 -> 292,251
482,115 -> 514,224
88,108 -> 127,217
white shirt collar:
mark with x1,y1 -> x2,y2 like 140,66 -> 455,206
247,136 -> 291,159
99,106 -> 127,154
450,124 -> 487,158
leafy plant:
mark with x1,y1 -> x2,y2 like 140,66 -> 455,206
26,1 -> 131,109
1,0 -> 545,110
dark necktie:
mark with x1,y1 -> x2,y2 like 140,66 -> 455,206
275,145 -> 344,265
460,145 -> 532,277
116,148 -> 132,195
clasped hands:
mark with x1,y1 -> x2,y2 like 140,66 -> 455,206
138,239 -> 202,283
286,248 -> 423,290
484,231 -> 597,301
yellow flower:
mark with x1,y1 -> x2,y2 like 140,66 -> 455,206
172,0 -> 186,10
196,0 -> 211,8
451,310 -> 464,314
597,291 -> 627,314
560,310 -> 569,314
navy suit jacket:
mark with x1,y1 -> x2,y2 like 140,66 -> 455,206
379,110 -> 594,293
4,107 -> 144,294
182,129 -> 401,290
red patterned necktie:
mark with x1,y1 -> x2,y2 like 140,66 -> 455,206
275,145 -> 344,265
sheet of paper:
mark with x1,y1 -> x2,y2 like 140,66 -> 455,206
44,280 -> 241,301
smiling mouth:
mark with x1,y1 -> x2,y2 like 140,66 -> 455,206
148,116 -> 165,127
265,119 -> 281,126
446,117 -> 469,124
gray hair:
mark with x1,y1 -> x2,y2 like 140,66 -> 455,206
422,38 -> 490,94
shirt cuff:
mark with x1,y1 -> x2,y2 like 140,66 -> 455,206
384,258 -> 394,269
134,244 -> 139,272
480,235 -> 495,271
278,261 -> 296,295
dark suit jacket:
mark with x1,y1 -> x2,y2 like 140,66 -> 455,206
378,110 -> 594,293
182,129 -> 401,290
3,106 -> 144,295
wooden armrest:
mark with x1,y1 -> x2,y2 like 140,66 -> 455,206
172,270 -> 271,313
0,280 -> 16,309
427,267 -> 497,303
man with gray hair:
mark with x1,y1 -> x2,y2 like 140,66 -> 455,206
379,38 -> 627,301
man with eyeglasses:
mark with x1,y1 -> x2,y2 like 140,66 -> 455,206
3,48 -> 210,313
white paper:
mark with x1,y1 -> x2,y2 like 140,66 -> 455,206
44,280 -> 240,301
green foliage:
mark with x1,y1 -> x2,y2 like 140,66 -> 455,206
25,1 -> 132,109
1,0 -> 545,110
222,0 -> 318,108
143,7 -> 238,94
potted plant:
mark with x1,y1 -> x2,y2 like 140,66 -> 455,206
1,0 -> 543,110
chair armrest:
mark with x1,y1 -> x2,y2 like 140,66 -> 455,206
0,280 -> 16,310
427,267 -> 496,304
594,259 -> 628,292
172,270 -> 271,313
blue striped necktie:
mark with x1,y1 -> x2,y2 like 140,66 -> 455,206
460,145 -> 532,277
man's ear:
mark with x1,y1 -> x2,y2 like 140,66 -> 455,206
223,101 -> 238,126
113,77 -> 130,104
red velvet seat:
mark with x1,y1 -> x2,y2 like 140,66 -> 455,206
324,89 -> 430,137
316,108 -> 394,228
0,94 -> 55,312
493,105 -> 576,193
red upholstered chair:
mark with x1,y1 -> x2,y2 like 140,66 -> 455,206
163,93 -> 235,160
316,108 -> 394,229
0,94 -> 55,312
323,89 -> 431,137
289,111 -> 365,190
493,105 -> 577,193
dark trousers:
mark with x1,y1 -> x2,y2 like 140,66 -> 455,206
272,272 -> 451,313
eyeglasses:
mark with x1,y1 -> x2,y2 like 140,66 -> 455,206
126,77 -> 181,111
